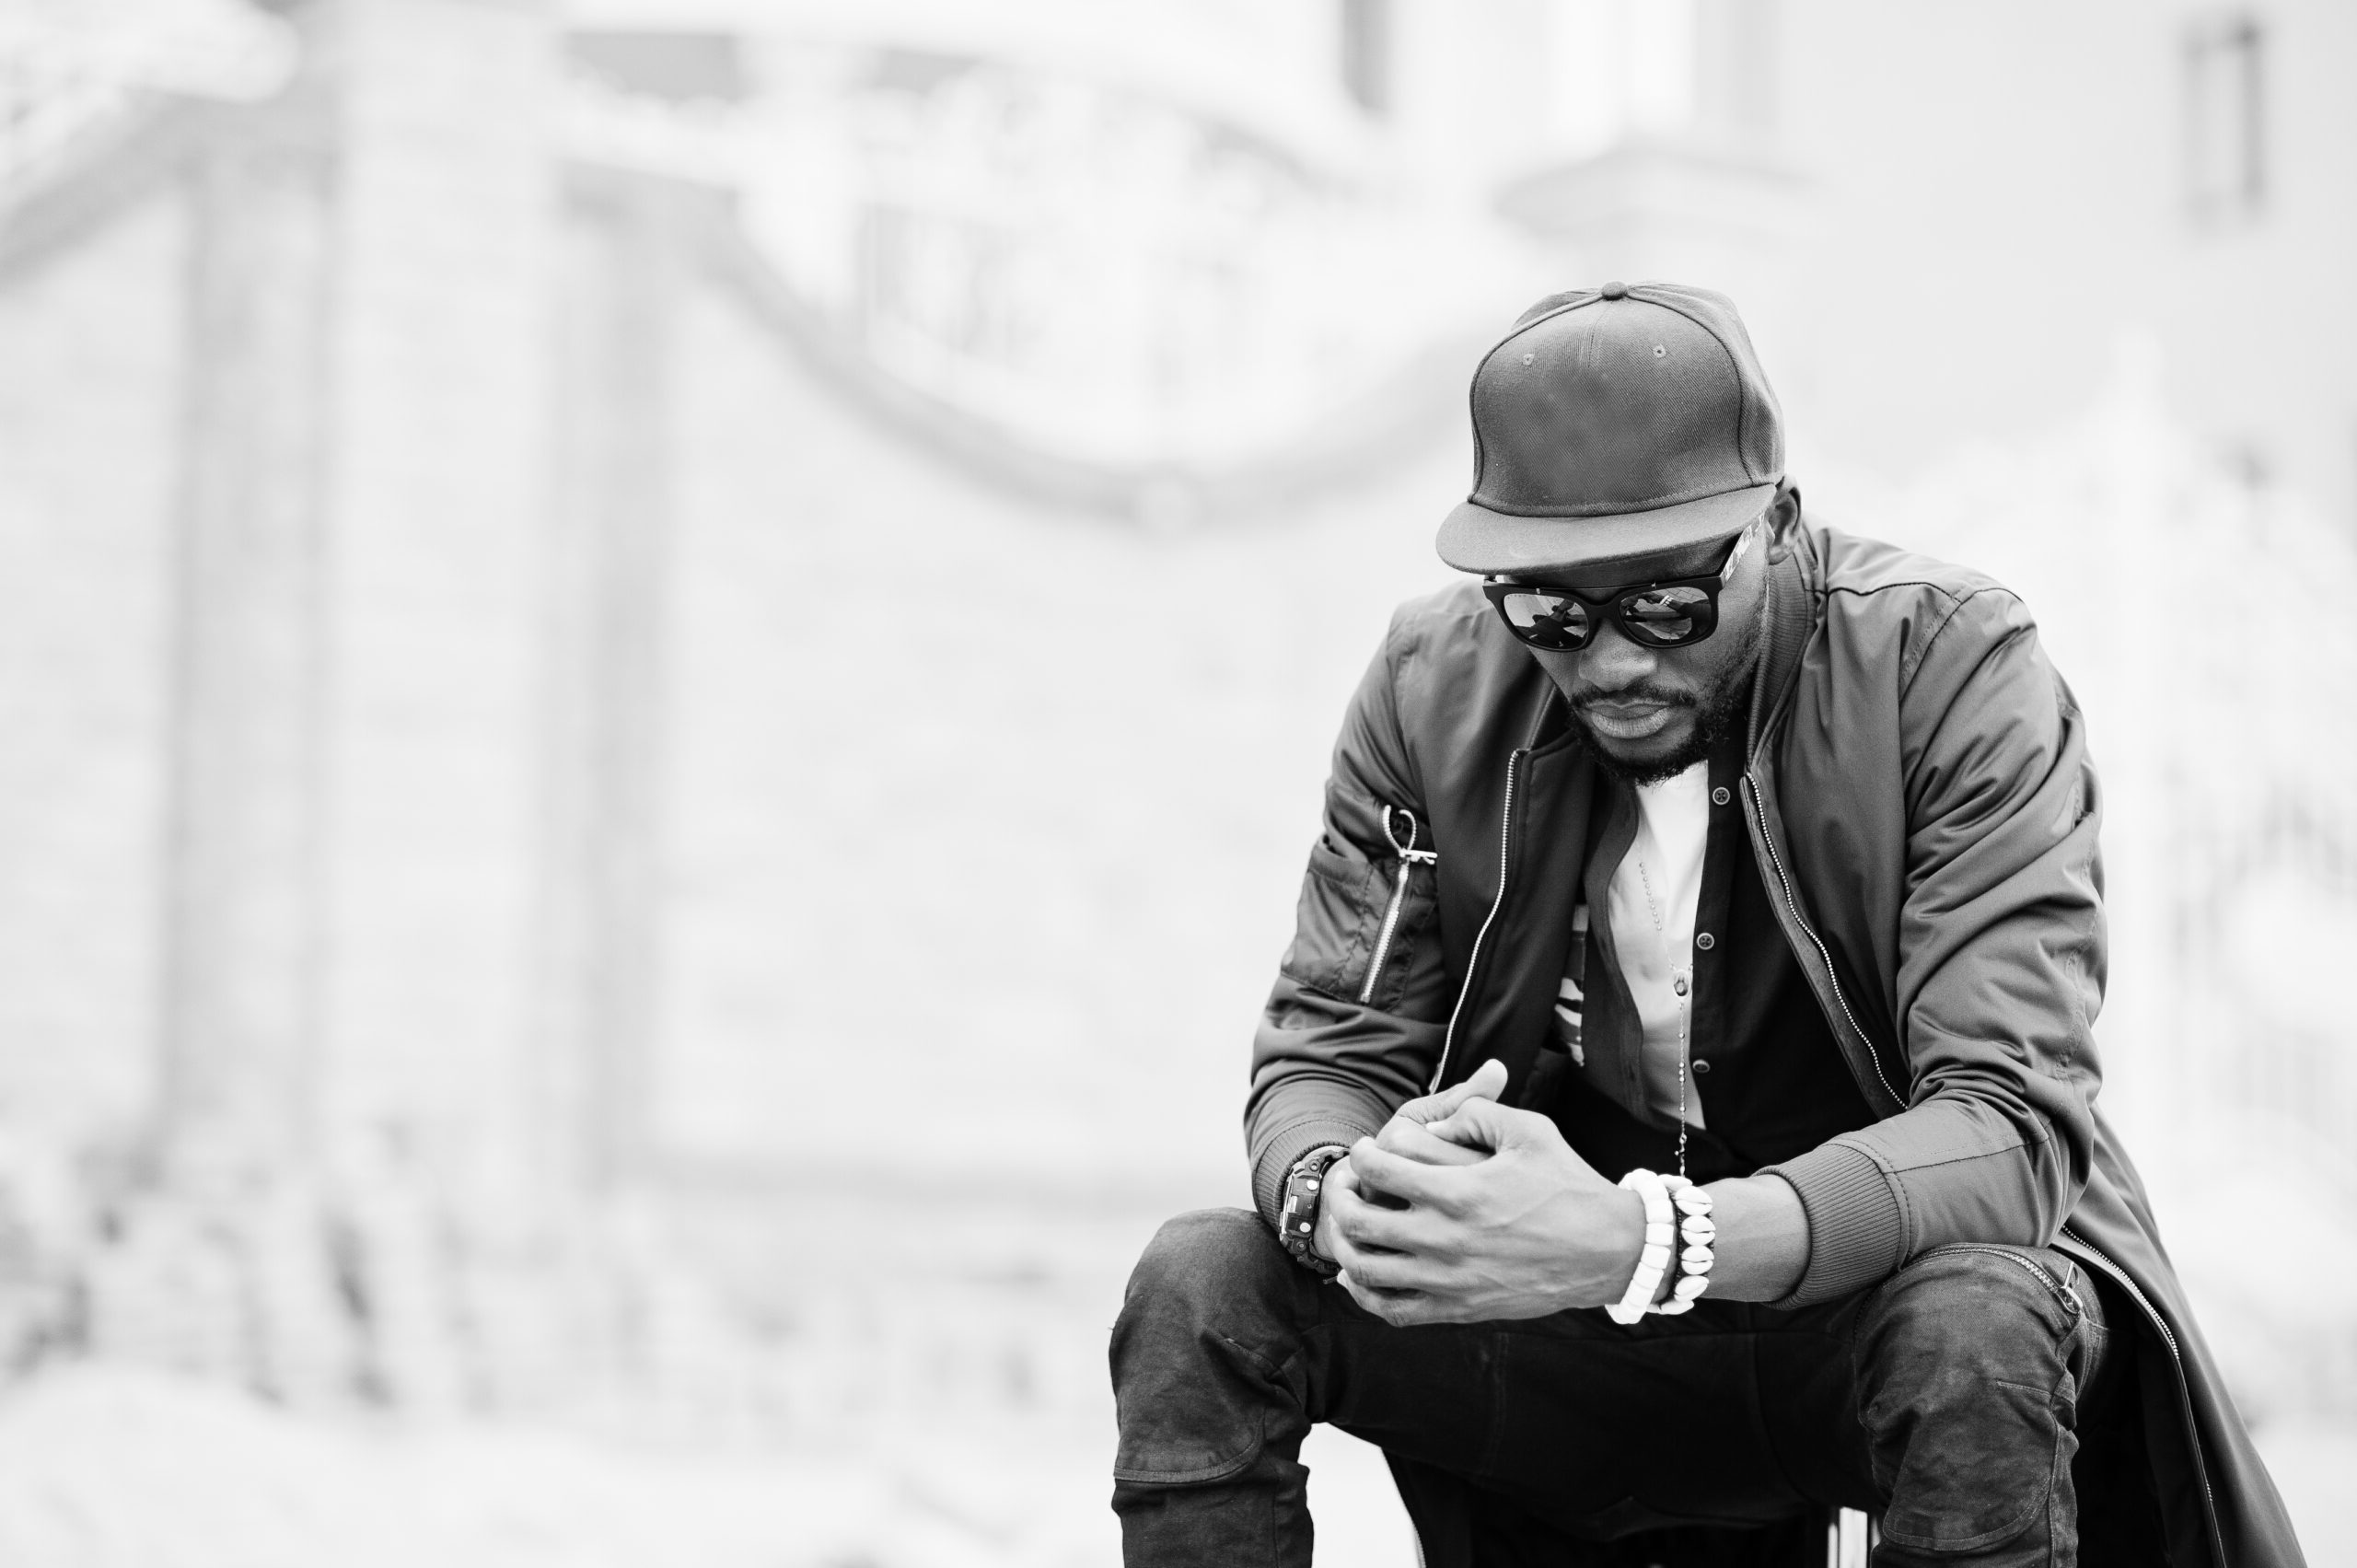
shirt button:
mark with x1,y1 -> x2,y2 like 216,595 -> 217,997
1695,932 -> 1715,950
1711,786 -> 1731,806
1673,976 -> 1689,997
1692,1059 -> 1712,1074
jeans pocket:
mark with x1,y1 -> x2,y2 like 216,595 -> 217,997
1108,1434 -> 1263,1490
1876,1378 -> 2067,1552
1114,1332 -> 1282,1486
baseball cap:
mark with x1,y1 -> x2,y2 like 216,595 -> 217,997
1435,282 -> 1784,575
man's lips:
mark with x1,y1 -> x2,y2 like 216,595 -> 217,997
1575,694 -> 1691,741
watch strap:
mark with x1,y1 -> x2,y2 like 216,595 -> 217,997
1278,1144 -> 1351,1278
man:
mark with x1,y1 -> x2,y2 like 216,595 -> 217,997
1109,284 -> 2305,1567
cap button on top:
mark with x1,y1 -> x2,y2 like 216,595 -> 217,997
1599,281 -> 1629,299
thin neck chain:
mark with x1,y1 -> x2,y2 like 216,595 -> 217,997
1633,855 -> 1665,933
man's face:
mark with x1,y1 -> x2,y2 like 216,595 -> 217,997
1508,508 -> 1777,784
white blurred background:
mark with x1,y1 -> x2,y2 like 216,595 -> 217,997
0,1 -> 2351,1563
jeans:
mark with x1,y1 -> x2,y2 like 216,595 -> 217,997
1110,1209 -> 2113,1568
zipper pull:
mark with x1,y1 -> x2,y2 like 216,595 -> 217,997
1384,806 -> 1437,866
2056,1259 -> 2085,1321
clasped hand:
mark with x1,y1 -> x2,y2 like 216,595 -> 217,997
1316,1059 -> 1646,1326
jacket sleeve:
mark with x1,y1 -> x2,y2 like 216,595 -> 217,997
1244,613 -> 1457,1229
1763,587 -> 2107,1304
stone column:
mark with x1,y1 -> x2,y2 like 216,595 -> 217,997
297,0 -> 558,1194
540,168 -> 685,1196
148,0 -> 569,1406
161,87 -> 340,1186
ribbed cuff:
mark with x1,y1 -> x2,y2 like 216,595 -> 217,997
1758,1139 -> 1907,1307
1251,1119 -> 1378,1230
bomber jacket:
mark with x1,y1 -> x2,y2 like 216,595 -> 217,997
1246,518 -> 2303,1568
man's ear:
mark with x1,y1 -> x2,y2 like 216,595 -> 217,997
1765,482 -> 1803,559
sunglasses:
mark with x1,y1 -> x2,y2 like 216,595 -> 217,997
1482,522 -> 1754,652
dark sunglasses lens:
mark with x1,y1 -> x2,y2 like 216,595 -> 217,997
1619,586 -> 1714,645
1497,590 -> 1592,648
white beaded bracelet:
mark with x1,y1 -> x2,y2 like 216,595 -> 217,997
1607,1168 -> 1677,1324
1655,1174 -> 1716,1316
1606,1169 -> 1718,1323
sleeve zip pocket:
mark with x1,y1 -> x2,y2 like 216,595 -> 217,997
1358,806 -> 1438,1005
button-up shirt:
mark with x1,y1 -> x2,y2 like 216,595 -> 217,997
1551,736 -> 1874,1183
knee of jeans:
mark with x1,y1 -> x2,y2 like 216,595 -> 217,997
1111,1209 -> 1301,1487
1853,1248 -> 2084,1554
1121,1208 -> 1290,1321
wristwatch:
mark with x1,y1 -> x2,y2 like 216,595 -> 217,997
1279,1145 -> 1351,1278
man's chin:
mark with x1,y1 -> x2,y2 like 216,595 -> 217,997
1572,714 -> 1706,785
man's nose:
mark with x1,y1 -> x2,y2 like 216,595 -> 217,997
1575,620 -> 1659,693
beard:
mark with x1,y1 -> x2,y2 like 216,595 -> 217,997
1562,610 -> 1761,787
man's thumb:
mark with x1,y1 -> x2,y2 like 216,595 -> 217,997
1424,1095 -> 1523,1155
1459,1058 -> 1509,1104
1394,1057 -> 1511,1127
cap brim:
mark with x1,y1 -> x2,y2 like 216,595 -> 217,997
1436,482 -> 1777,575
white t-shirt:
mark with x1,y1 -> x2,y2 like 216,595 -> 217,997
1606,760 -> 1709,1128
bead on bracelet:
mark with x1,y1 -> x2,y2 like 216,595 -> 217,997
1608,1168 -> 1675,1325
1654,1174 -> 1716,1317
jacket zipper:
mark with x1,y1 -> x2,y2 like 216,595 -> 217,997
1741,772 -> 1904,1111
2058,1225 -> 2227,1567
1359,807 -> 1438,1005
1431,749 -> 1525,1092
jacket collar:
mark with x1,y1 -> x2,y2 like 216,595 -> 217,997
1744,522 -> 1823,764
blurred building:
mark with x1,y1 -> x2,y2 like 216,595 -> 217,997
1364,0 -> 2357,528
0,0 -> 2349,1429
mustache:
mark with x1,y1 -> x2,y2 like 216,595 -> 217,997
1572,686 -> 1699,712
